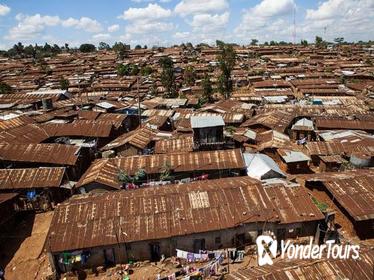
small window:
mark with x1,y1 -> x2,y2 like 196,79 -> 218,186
215,236 -> 221,244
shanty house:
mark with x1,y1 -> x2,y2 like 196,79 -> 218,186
191,115 -> 225,150
290,118 -> 314,141
277,149 -> 311,174
0,167 -> 71,211
76,149 -> 246,192
243,153 -> 286,180
47,177 -> 323,273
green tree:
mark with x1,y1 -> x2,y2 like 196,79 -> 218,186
301,39 -> 308,46
98,42 -> 111,50
130,64 -> 140,76
141,66 -> 153,76
79,43 -> 96,53
315,36 -> 324,48
59,78 -> 69,90
217,41 -> 236,99
160,57 -> 177,97
250,39 -> 258,46
112,42 -> 129,59
0,82 -> 12,94
117,64 -> 130,76
184,66 -> 195,86
135,45 -> 142,50
160,162 -> 172,181
202,74 -> 213,103
334,37 -> 344,45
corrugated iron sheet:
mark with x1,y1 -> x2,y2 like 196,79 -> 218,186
0,143 -> 79,165
48,177 -> 322,253
0,167 -> 65,190
77,149 -> 246,188
102,127 -> 157,151
323,175 -> 374,221
154,136 -> 194,154
227,249 -> 374,280
42,120 -> 113,138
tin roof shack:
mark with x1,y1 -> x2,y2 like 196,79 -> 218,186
41,120 -> 115,149
0,143 -> 83,181
0,168 -> 71,211
227,249 -> 374,280
243,153 -> 286,180
320,175 -> 374,239
277,149 -> 312,174
318,155 -> 347,172
0,193 -> 18,229
46,177 -> 323,273
290,118 -> 315,141
101,127 -> 157,157
240,110 -> 294,134
191,115 -> 225,150
76,149 -> 246,193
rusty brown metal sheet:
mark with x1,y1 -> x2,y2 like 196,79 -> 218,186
154,136 -> 193,154
0,124 -> 50,144
227,249 -> 374,280
315,118 -> 374,130
41,120 -> 113,138
0,115 -> 35,132
49,177 -> 323,253
305,141 -> 374,156
323,175 -> 374,221
0,143 -> 79,166
0,167 -> 65,190
77,149 -> 246,188
48,177 -> 279,252
102,127 -> 157,151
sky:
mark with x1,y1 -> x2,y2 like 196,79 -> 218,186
0,0 -> 373,50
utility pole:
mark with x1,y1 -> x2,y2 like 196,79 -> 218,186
137,76 -> 142,128
293,6 -> 296,45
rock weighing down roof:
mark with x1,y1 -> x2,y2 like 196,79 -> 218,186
76,149 -> 246,189
48,177 -> 323,253
0,167 -> 65,190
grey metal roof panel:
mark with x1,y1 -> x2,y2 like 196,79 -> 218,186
190,115 -> 225,128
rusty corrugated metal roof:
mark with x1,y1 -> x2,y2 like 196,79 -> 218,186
101,126 -> 157,151
48,177 -> 322,253
227,249 -> 374,280
77,149 -> 246,188
0,143 -> 79,165
41,120 -> 113,138
154,136 -> 194,154
0,167 -> 65,190
323,175 -> 374,221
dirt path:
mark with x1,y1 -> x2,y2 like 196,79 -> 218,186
3,212 -> 54,280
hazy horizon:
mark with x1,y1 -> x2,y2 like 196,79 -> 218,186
0,0 -> 373,50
